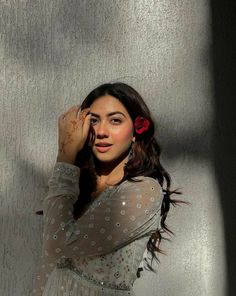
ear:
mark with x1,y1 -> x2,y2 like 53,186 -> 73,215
132,136 -> 136,143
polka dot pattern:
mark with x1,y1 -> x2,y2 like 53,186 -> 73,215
32,162 -> 164,295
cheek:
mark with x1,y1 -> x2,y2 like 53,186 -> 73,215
112,127 -> 134,142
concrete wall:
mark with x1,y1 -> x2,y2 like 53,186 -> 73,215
0,1 -> 227,295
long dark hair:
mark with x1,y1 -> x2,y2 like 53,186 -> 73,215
74,82 -> 184,275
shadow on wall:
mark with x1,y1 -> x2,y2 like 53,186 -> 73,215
0,0 -> 121,70
0,1 -> 212,167
0,1 -> 224,295
210,1 -> 236,296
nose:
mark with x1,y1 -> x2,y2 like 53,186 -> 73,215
96,121 -> 109,139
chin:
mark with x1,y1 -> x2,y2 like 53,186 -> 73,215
94,155 -> 119,163
93,151 -> 129,165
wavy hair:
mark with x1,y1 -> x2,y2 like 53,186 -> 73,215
73,82 -> 184,276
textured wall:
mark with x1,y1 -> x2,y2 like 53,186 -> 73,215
0,1 -> 226,295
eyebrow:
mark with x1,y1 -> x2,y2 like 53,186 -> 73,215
89,111 -> 127,118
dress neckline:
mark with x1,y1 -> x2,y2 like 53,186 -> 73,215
87,176 -> 147,210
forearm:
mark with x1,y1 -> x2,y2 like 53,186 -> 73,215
56,151 -> 77,165
43,162 -> 80,245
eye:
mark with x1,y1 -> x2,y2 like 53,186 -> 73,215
111,118 -> 122,124
90,118 -> 98,125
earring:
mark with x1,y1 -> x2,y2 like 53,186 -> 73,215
128,142 -> 135,161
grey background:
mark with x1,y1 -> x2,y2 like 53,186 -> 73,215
1,0 -> 234,295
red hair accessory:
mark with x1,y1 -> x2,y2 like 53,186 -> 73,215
134,116 -> 150,134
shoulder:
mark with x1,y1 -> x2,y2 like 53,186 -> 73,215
117,176 -> 163,196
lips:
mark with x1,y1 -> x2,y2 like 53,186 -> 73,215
95,142 -> 112,153
95,142 -> 112,147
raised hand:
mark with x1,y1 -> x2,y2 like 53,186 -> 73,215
57,105 -> 91,164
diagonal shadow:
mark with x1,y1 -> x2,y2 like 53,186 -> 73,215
0,1 -> 220,295
210,1 -> 236,295
0,0 -> 121,70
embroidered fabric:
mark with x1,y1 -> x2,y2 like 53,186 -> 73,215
32,162 -> 164,296
56,258 -> 131,291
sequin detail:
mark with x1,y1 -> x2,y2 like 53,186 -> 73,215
32,163 -> 165,296
57,258 -> 132,291
54,164 -> 79,178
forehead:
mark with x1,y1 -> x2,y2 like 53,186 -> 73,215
90,95 -> 129,115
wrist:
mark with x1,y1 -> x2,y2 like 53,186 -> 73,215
56,152 -> 76,165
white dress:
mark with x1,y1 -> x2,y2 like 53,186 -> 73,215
32,162 -> 164,296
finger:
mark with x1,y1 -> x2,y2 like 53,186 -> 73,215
78,108 -> 90,121
62,105 -> 80,118
75,105 -> 82,117
82,113 -> 92,138
75,110 -> 91,133
65,105 -> 79,114
58,106 -> 80,124
77,107 -> 90,116
71,105 -> 88,119
58,113 -> 67,123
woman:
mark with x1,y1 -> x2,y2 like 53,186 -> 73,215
32,82 -> 181,296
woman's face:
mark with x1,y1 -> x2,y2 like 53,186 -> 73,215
89,95 -> 135,163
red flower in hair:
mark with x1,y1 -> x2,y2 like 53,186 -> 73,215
134,116 -> 150,134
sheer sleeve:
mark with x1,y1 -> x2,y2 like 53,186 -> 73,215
32,253 -> 57,295
42,162 -> 163,260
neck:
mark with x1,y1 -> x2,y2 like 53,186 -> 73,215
94,152 -> 129,185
